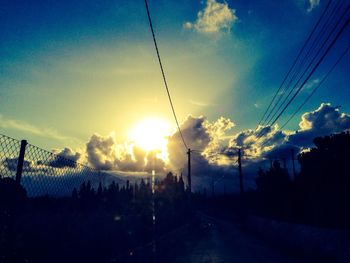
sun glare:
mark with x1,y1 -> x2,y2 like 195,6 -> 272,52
128,118 -> 172,160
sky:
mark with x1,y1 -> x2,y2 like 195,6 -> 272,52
1,0 -> 350,190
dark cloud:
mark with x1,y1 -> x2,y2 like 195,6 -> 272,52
167,116 -> 210,171
168,115 -> 234,168
144,150 -> 166,173
167,115 -> 235,191
264,143 -> 300,159
3,157 -> 33,172
116,146 -> 147,172
48,147 -> 81,168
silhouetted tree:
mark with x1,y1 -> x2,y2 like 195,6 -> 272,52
295,132 -> 350,227
256,161 -> 291,196
0,177 -> 27,208
72,187 -> 78,200
256,160 -> 291,217
97,182 -> 103,197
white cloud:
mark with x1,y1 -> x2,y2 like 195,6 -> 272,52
298,103 -> 348,131
228,124 -> 289,158
0,114 -> 69,141
189,99 -> 210,107
303,78 -> 320,91
85,133 -> 165,172
289,103 -> 350,147
307,0 -> 320,12
184,0 -> 238,34
226,103 -> 350,160
86,134 -> 119,170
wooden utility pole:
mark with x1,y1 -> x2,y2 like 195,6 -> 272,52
187,148 -> 191,193
238,148 -> 244,195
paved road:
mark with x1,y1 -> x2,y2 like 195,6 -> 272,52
172,213 -> 306,263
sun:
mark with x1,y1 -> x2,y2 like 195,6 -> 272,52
128,118 -> 172,160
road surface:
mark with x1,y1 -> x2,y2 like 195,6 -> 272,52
170,213 -> 306,263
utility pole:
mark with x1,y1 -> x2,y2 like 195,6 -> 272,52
291,149 -> 296,179
187,148 -> 191,193
238,148 -> 244,195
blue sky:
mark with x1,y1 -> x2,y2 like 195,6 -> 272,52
0,0 -> 349,153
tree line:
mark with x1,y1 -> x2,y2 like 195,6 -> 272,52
253,131 -> 350,228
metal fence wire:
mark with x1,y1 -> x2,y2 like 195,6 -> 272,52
0,134 -> 104,197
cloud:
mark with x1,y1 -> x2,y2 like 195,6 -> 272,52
184,0 -> 238,34
167,115 -> 234,167
167,115 -> 235,191
48,148 -> 82,168
307,0 -> 320,12
220,103 -> 350,188
85,133 -> 166,173
48,103 -> 350,193
289,103 -> 350,147
2,157 -> 50,174
0,114 -> 71,141
227,103 -> 350,161
115,146 -> 145,172
167,116 -> 210,172
203,116 -> 235,158
303,78 -> 320,91
189,99 -> 210,107
228,124 -> 288,158
3,157 -> 34,172
299,103 -> 348,131
86,134 -> 118,170
144,150 -> 166,173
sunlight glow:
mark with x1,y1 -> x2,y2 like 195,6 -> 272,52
128,118 -> 172,161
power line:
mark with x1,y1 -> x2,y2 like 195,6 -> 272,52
257,40 -> 349,150
257,0 -> 333,128
256,4 -> 350,142
263,0 -> 344,128
280,44 -> 350,130
265,4 -> 349,127
257,43 -> 349,151
270,13 -> 350,127
144,0 -> 188,150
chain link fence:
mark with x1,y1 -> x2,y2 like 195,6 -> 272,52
0,134 -> 106,197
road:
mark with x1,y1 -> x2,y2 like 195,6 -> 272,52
170,213 -> 306,263
119,212 -> 308,263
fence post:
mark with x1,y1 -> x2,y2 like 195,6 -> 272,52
16,140 -> 28,185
